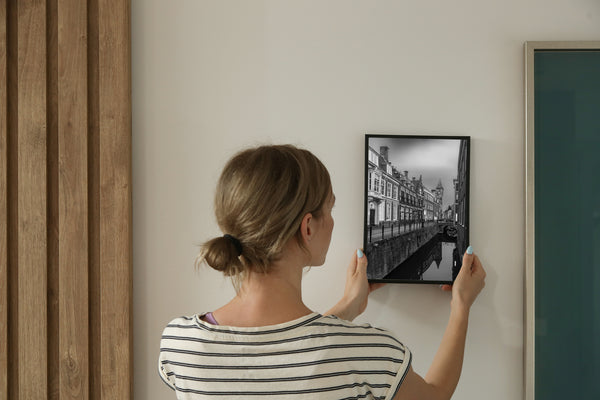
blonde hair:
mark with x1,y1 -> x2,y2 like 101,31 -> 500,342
197,145 -> 332,283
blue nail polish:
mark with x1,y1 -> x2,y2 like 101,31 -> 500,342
357,249 -> 364,258
466,245 -> 473,255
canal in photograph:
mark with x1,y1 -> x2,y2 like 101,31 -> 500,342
383,233 -> 459,282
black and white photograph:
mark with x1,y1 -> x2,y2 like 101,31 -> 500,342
364,135 -> 470,284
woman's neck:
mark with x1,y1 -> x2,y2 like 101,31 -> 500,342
213,254 -> 314,327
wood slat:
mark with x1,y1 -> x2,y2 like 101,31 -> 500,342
87,1 -> 101,399
0,0 -> 8,398
58,0 -> 89,399
6,1 -> 17,398
98,0 -> 132,398
47,0 -> 59,398
16,0 -> 48,399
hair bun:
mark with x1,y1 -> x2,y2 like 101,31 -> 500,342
198,236 -> 244,276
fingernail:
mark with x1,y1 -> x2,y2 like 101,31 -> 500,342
357,249 -> 364,258
466,245 -> 473,255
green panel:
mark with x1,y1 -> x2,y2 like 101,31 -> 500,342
535,50 -> 600,399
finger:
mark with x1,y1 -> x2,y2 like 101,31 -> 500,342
440,284 -> 452,292
355,249 -> 368,272
462,252 -> 474,270
461,246 -> 475,273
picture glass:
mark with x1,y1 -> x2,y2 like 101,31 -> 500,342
364,135 -> 470,284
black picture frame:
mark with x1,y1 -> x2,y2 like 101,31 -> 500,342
363,134 -> 470,284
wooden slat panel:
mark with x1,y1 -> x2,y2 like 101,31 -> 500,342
57,0 -> 89,399
87,1 -> 101,399
47,0 -> 59,398
6,1 -> 17,398
16,0 -> 47,398
0,0 -> 8,398
98,0 -> 132,398
4,2 -> 132,399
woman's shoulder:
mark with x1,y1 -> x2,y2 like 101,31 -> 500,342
310,314 -> 393,332
306,314 -> 408,347
160,314 -> 206,340
163,314 -> 201,328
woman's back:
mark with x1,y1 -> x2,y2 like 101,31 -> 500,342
159,313 -> 411,399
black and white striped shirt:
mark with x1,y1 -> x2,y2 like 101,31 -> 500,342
158,313 -> 411,399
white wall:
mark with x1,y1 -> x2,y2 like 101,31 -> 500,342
132,1 -> 600,399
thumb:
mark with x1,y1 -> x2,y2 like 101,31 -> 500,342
356,249 -> 368,272
462,246 -> 474,272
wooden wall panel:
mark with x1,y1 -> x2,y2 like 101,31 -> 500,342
58,0 -> 89,398
6,0 -> 17,397
97,0 -> 132,397
47,0 -> 59,398
16,1 -> 48,399
0,1 -> 7,398
87,0 -> 101,398
0,1 -> 131,399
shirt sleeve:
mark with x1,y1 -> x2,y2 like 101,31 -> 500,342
158,336 -> 176,391
386,343 -> 412,400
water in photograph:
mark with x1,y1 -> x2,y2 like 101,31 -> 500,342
383,234 -> 459,282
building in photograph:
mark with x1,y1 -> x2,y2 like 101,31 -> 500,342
432,180 -> 444,220
366,146 -> 443,233
423,187 -> 436,222
454,140 -> 469,228
452,139 -> 469,254
366,146 -> 400,226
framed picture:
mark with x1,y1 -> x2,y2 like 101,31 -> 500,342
364,134 -> 470,284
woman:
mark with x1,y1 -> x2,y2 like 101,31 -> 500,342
159,144 -> 486,399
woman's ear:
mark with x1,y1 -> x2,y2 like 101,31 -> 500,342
299,213 -> 314,244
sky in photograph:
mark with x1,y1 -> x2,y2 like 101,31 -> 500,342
368,137 -> 461,208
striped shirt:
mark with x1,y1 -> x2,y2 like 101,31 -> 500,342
158,313 -> 412,399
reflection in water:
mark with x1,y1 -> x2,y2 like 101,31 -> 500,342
422,242 -> 455,281
383,233 -> 461,282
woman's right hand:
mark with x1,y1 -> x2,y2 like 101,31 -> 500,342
449,250 -> 486,312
